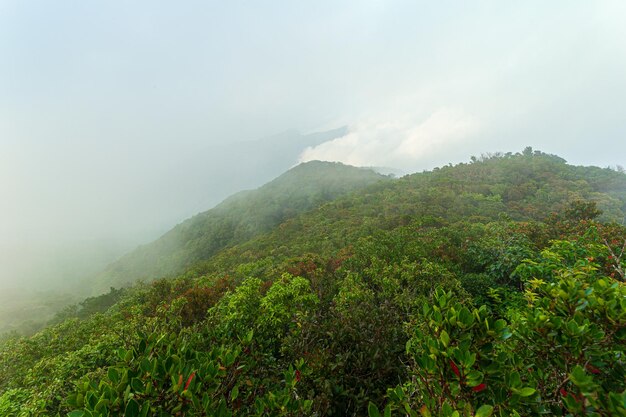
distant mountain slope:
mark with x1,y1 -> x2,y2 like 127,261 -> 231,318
92,161 -> 388,292
200,150 -> 626,274
172,127 -> 350,215
93,150 -> 626,293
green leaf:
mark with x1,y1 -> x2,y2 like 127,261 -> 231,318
493,319 -> 506,331
465,370 -> 484,386
509,371 -> 521,388
66,394 -> 79,408
501,328 -> 513,340
304,399 -> 313,412
139,402 -> 150,417
474,405 -> 493,417
368,402 -> 381,417
442,403 -> 454,416
440,330 -> 450,347
139,358 -> 151,373
68,411 -> 85,417
231,385 -> 239,401
391,386 -> 404,401
131,378 -> 144,393
86,392 -> 97,408
107,368 -> 119,384
517,387 -> 535,397
125,399 -> 140,417
94,398 -> 109,412
569,365 -> 593,387
459,307 -> 473,327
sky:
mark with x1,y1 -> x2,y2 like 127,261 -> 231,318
1,1 -> 626,287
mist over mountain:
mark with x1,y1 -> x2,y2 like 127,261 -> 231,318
2,150 -> 625,415
0,128 -> 347,292
2,1 -> 626,414
92,160 -> 386,293
175,127 -> 349,216
0,128 -> 349,334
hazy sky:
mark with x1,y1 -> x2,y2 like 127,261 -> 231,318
2,0 -> 626,253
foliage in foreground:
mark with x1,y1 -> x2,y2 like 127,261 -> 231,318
373,236 -> 626,416
1,220 -> 623,417
1,151 -> 625,416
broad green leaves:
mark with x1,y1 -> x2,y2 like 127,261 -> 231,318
378,235 -> 626,416
474,405 -> 493,417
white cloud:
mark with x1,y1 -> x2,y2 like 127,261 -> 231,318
298,109 -> 480,172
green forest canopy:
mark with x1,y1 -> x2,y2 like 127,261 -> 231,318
1,149 -> 625,416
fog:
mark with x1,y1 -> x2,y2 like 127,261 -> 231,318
1,1 -> 626,298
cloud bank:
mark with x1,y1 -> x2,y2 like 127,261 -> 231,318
299,110 -> 480,172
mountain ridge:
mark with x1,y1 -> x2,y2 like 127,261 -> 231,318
91,160 -> 388,293
2,149 -> 626,416
195,149 -> 626,277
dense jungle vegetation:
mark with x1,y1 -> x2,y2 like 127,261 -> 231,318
1,149 -> 625,416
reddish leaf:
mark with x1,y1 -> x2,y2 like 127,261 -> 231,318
178,374 -> 183,387
450,360 -> 460,377
295,369 -> 302,382
472,383 -> 486,392
184,372 -> 195,391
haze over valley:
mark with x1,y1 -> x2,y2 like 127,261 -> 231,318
1,2 -> 626,415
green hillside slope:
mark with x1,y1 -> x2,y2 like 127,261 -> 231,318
199,150 -> 626,275
1,150 -> 625,416
92,161 -> 388,292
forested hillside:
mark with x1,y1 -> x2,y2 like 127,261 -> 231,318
1,150 -> 625,416
92,161 -> 388,293
198,149 -> 626,276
